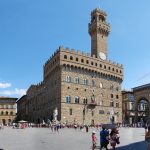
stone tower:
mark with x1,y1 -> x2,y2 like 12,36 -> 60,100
88,8 -> 110,60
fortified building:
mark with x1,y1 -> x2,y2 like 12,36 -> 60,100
18,8 -> 124,125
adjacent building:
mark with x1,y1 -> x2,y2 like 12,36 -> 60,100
0,97 -> 17,125
17,8 -> 124,125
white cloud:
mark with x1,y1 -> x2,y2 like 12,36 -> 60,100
0,82 -> 11,88
0,88 -> 26,97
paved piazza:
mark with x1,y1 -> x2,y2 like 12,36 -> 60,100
0,127 -> 148,150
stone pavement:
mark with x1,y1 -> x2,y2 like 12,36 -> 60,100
0,127 -> 148,150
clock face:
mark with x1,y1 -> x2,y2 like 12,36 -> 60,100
99,52 -> 106,60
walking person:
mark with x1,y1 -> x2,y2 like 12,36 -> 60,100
92,131 -> 97,150
100,127 -> 108,150
145,125 -> 150,150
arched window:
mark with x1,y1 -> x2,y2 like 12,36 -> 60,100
6,111 -> 8,115
10,111 -> 13,115
1,111 -> 3,115
64,55 -> 67,59
76,57 -> 78,61
75,96 -> 79,104
81,59 -> 84,63
92,80 -> 95,87
70,56 -> 73,60
83,79 -> 88,85
66,76 -> 71,82
86,60 -> 89,64
66,96 -> 71,103
74,77 -> 79,84
91,62 -> 93,65
111,94 -> 113,98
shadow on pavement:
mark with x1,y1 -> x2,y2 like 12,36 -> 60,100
93,141 -> 147,150
116,141 -> 147,150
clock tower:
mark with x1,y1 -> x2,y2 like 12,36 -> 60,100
88,8 -> 110,60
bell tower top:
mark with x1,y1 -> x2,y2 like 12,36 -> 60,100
88,8 -> 110,60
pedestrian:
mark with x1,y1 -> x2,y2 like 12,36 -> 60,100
110,128 -> 120,150
100,127 -> 108,150
145,125 -> 150,149
92,131 -> 97,150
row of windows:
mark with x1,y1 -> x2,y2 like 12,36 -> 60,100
0,111 -> 14,115
64,55 -> 122,74
66,76 -> 120,91
66,96 -> 120,107
69,108 -> 119,116
0,105 -> 15,109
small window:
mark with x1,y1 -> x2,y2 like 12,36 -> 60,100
120,70 -> 122,74
111,94 -> 113,98
95,63 -> 97,66
110,101 -> 114,107
100,64 -> 102,68
66,96 -> 71,103
116,69 -> 118,73
6,111 -> 8,115
69,108 -> 72,115
116,95 -> 119,99
112,68 -> 114,71
75,96 -> 79,104
70,56 -> 73,60
76,58 -> 78,61
10,111 -> 13,115
1,111 -> 3,115
83,79 -> 88,86
91,62 -> 93,65
86,60 -> 89,64
74,77 -> 79,84
81,59 -> 84,63
64,55 -> 67,59
104,65 -> 106,69
92,111 -> 94,116
66,76 -> 71,82
116,103 -> 119,108
92,80 -> 95,87
108,66 -> 111,70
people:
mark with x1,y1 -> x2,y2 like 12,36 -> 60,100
100,127 -> 108,150
92,131 -> 97,150
145,125 -> 150,149
110,128 -> 120,150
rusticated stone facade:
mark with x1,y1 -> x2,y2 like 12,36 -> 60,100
0,97 -> 17,125
18,8 -> 124,125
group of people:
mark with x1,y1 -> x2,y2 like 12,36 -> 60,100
92,127 -> 120,150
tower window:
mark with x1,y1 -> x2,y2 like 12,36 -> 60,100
91,62 -> 93,65
110,101 -> 114,107
104,65 -> 106,69
100,64 -> 102,68
92,80 -> 95,87
76,57 -> 78,61
86,60 -> 89,64
116,103 -> 119,108
116,95 -> 119,99
111,94 -> 113,98
83,79 -> 88,86
108,66 -> 111,70
116,69 -> 118,73
112,68 -> 114,71
81,59 -> 84,63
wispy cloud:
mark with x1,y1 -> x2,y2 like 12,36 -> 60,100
0,82 -> 11,88
0,88 -> 26,97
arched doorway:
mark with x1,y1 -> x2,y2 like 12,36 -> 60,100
137,99 -> 149,124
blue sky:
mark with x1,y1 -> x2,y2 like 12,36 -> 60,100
0,0 -> 150,98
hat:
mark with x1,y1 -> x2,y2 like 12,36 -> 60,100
92,131 -> 96,134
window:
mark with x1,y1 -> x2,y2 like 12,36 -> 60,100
110,101 -> 114,107
86,60 -> 89,64
116,95 -> 119,99
108,66 -> 111,70
95,63 -> 97,66
10,111 -> 13,115
6,111 -> 8,115
92,111 -> 94,116
76,57 -> 78,61
116,69 -> 118,73
116,103 -> 119,108
83,79 -> 88,86
6,105 -> 8,109
75,96 -> 79,104
74,77 -> 79,84
70,56 -> 73,60
91,62 -> 93,65
83,98 -> 88,104
66,76 -> 71,82
1,111 -> 3,115
99,110 -> 105,114
104,65 -> 106,69
92,80 -> 95,87
69,108 -> 72,115
110,84 -> 114,90
100,64 -> 102,68
66,96 -> 71,103
111,94 -> 113,98
81,59 -> 84,63
120,70 -> 122,74
64,55 -> 67,59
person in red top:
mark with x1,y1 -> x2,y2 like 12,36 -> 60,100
92,131 -> 97,150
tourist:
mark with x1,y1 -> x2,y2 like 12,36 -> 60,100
145,125 -> 150,149
100,127 -> 108,150
110,128 -> 120,150
92,131 -> 97,150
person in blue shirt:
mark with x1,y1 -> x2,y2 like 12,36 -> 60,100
100,127 -> 108,150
